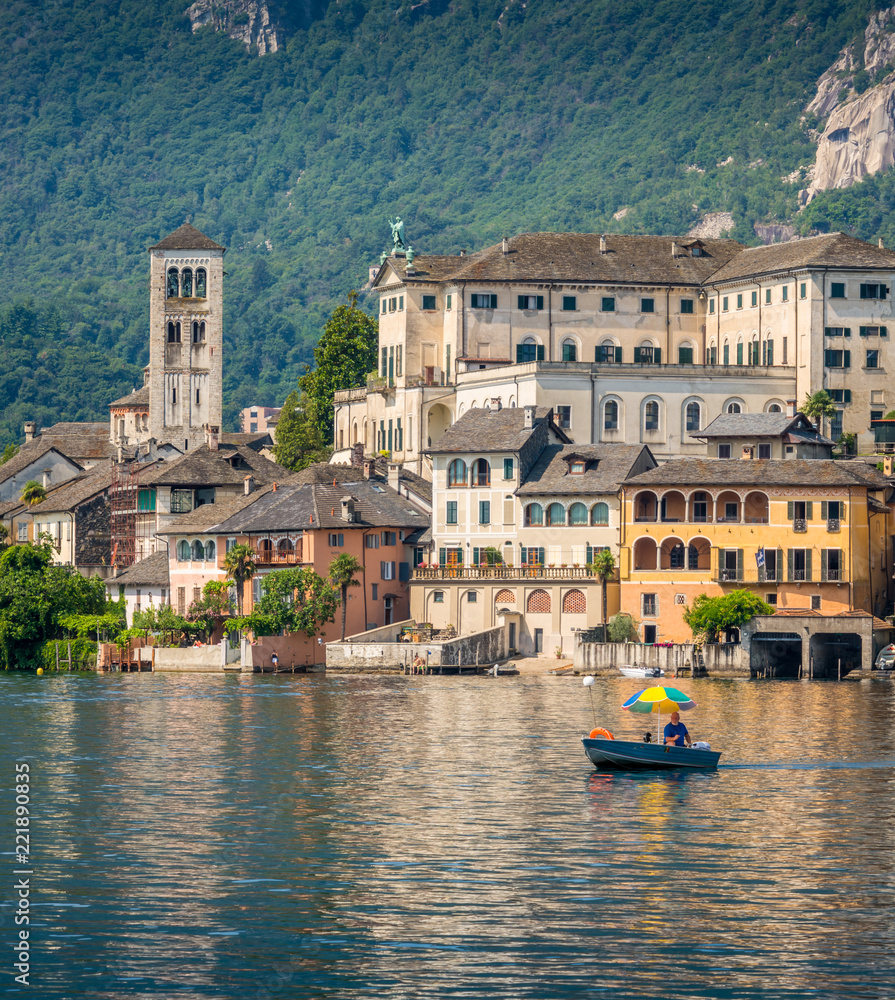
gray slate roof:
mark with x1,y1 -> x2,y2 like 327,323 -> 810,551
379,233 -> 745,287
708,232 -> 895,283
109,551 -> 170,588
695,412 -> 832,445
148,223 -> 226,252
36,468 -> 113,514
516,444 -> 654,496
221,432 -> 272,451
142,444 -> 286,487
428,406 -> 564,454
109,385 -> 150,408
625,458 -> 890,489
0,444 -> 83,485
157,489 -> 272,534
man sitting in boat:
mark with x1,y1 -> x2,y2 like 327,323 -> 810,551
663,712 -> 691,749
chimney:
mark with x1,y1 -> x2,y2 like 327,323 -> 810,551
205,424 -> 219,451
671,241 -> 679,258
502,237 -> 509,254
490,398 -> 502,411
117,443 -> 123,463
741,446 -> 754,461
23,421 -> 36,443
880,237 -> 885,248
523,404 -> 537,430
351,442 -> 364,467
341,496 -> 355,522
884,456 -> 894,476
42,469 -> 51,488
388,463 -> 401,492
272,482 -> 277,492
363,459 -> 375,479
459,249 -> 466,257
787,399 -> 797,417
599,235 -> 607,255
244,475 -> 255,496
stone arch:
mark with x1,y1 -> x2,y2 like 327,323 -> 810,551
527,589 -> 551,613
633,536 -> 658,570
495,588 -> 515,604
562,589 -> 586,614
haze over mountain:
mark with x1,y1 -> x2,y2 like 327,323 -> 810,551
1,0 -> 892,445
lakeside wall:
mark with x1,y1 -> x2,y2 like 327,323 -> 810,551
574,641 -> 749,677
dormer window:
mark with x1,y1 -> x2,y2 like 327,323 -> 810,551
570,461 -> 586,475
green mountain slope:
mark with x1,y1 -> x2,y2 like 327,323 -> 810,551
0,0 -> 880,444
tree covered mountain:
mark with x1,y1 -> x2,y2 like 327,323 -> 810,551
0,0 -> 887,445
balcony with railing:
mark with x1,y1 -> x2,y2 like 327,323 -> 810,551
249,538 -> 305,565
827,518 -> 841,533
413,565 -> 597,581
792,519 -> 807,533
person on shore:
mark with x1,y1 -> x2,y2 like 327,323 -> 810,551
663,711 -> 691,748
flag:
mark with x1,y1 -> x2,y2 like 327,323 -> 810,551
755,548 -> 765,569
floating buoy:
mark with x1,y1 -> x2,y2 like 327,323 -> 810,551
589,727 -> 614,740
582,676 -> 595,687
36,668 -> 44,676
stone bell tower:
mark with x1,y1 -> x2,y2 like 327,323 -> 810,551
147,223 -> 225,451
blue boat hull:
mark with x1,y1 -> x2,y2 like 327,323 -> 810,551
582,737 -> 720,771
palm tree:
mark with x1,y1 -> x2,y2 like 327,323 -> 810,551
20,480 -> 46,507
801,390 -> 836,433
330,554 -> 364,640
224,543 -> 257,615
590,548 -> 616,631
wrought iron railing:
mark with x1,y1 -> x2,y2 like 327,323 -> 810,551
792,518 -> 807,533
827,518 -> 841,532
413,566 -> 597,580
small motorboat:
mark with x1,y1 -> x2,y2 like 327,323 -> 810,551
582,735 -> 720,771
618,665 -> 664,678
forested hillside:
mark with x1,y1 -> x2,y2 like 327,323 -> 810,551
0,0 -> 885,444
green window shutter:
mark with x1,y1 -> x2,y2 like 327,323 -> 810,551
654,347 -> 662,364
737,549 -> 744,582
787,501 -> 794,520
844,350 -> 851,367
787,548 -> 794,582
882,327 -> 888,337
536,295 -> 544,310
778,548 -> 784,582
516,344 -> 524,363
737,343 -> 743,365
821,550 -> 828,582
805,549 -> 813,582
844,328 -> 851,337
634,347 -> 642,363
536,345 -> 545,361
845,390 -> 852,403
615,346 -> 622,362
473,547 -> 480,565
806,501 -> 813,520
517,295 -> 525,309
840,503 -> 846,522
439,548 -> 446,565
821,501 -> 828,519
490,294 -> 498,309
860,327 -> 867,337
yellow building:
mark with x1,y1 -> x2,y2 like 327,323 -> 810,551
619,458 -> 893,643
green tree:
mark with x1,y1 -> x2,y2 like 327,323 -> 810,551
273,389 -> 332,471
298,293 -> 378,443
223,543 -> 256,616
20,480 -> 46,506
801,390 -> 837,432
185,580 -> 232,641
589,549 -> 616,626
606,612 -> 639,644
0,443 -> 19,467
329,554 -> 364,640
132,604 -> 191,645
683,591 -> 774,643
236,567 -> 337,637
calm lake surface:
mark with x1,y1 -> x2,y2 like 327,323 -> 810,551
1,672 -> 894,1000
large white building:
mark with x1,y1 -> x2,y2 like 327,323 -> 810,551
334,231 -> 895,475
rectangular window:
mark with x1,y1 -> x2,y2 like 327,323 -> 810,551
830,282 -> 845,298
177,587 -> 186,615
396,417 -> 403,451
830,410 -> 843,439
470,293 -> 498,309
388,298 -> 396,313
518,294 -> 544,310
642,594 -> 657,617
328,533 -> 344,547
763,549 -> 777,582
750,291 -> 757,307
634,346 -> 661,363
503,458 -> 514,479
446,293 -> 452,310
467,591 -> 477,603
824,349 -> 850,368
433,591 -> 444,603
782,337 -> 788,364
859,326 -> 887,337
396,345 -> 403,377
678,346 -> 694,364
680,299 -> 694,314
766,593 -> 778,606
800,282 -> 808,299
479,501 -> 490,525
602,296 -> 615,312
521,546 -> 545,566
171,489 -> 193,514
709,299 -> 715,314
758,443 -> 771,459
446,501 -> 458,525
516,342 -> 544,363
871,410 -> 884,421
422,294 -> 436,310
718,444 -> 731,459
365,534 -> 380,548
380,531 -> 396,546
596,344 -> 620,363
860,283 -> 888,299
413,547 -> 425,568
737,293 -> 743,309
370,583 -> 378,601
381,299 -> 386,314
556,405 -> 572,429
825,327 -> 850,337
562,295 -> 577,311
736,343 -> 744,365
381,561 -> 396,580
765,288 -> 771,304
782,286 -> 789,302
867,350 -> 880,369
811,595 -> 822,610
398,296 -> 404,311
16,522 -> 26,541
722,296 -> 729,311
641,298 -> 654,313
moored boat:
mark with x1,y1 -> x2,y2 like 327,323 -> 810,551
582,736 -> 720,771
618,665 -> 664,679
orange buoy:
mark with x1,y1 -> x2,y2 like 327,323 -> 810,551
589,727 -> 615,740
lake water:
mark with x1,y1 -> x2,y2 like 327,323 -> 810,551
1,672 -> 894,1000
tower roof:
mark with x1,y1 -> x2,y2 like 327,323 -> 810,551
148,223 -> 226,252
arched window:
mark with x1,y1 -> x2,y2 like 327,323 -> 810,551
195,268 -> 207,298
181,268 -> 193,297
591,502 -> 609,525
178,540 -> 190,561
597,338 -> 618,363
191,540 -> 204,561
166,268 -> 179,298
524,503 -> 543,526
167,321 -> 180,344
204,540 -> 215,561
495,588 -> 515,604
685,401 -> 701,432
447,459 -> 467,487
727,402 -> 742,414
546,502 -> 565,526
519,336 -> 539,363
527,589 -> 551,613
562,590 -> 586,613
604,400 -> 619,431
669,543 -> 686,569
562,339 -> 577,362
471,459 -> 490,487
644,401 -> 660,431
278,538 -> 294,558
568,502 -> 588,525
767,403 -> 782,413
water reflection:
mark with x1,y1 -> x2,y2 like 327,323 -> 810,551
0,673 -> 894,999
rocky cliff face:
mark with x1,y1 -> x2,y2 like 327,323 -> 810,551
803,7 -> 895,203
186,0 -> 285,55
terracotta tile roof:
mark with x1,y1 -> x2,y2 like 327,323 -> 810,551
428,406 -> 562,453
516,444 -> 653,495
382,233 -> 745,287
109,385 -> 150,408
109,551 -> 170,588
625,458 -> 889,489
142,444 -> 286,487
770,609 -> 891,630
147,223 -> 225,252
708,232 -> 895,283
